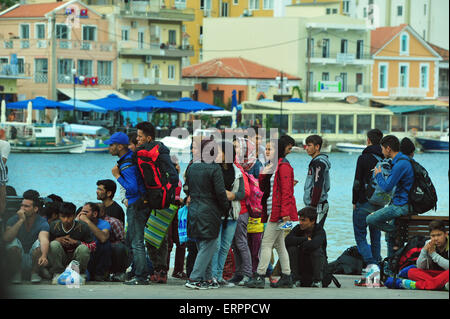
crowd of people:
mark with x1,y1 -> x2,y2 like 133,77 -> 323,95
0,123 -> 448,292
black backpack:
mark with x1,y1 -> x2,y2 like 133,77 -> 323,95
399,158 -> 438,215
322,246 -> 364,288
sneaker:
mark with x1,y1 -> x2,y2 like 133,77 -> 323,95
218,279 -> 235,287
157,271 -> 167,284
294,280 -> 303,287
311,281 -> 322,288
208,278 -> 220,289
150,270 -> 160,283
228,274 -> 244,285
124,277 -> 150,285
30,272 -> 42,284
400,279 -> 416,290
270,273 -> 293,288
11,272 -> 22,284
238,275 -> 252,286
185,279 -> 208,290
172,271 -> 188,280
245,273 -> 265,289
39,267 -> 52,280
444,282 -> 449,291
278,221 -> 293,231
111,272 -> 127,282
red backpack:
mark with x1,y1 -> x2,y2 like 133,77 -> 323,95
243,171 -> 263,218
136,141 -> 175,209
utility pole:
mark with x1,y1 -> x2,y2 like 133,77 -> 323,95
305,27 -> 311,102
51,12 -> 57,101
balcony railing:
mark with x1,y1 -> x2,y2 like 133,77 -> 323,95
389,87 -> 428,99
308,84 -> 372,94
119,43 -> 194,57
34,72 -> 48,83
309,51 -> 372,61
119,1 -> 195,20
1,38 -> 115,52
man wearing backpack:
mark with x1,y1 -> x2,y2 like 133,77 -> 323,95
352,129 -> 384,280
105,132 -> 148,285
366,135 -> 414,259
135,121 -> 179,284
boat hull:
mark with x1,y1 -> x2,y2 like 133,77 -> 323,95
416,137 -> 449,153
11,143 -> 85,153
335,143 -> 365,153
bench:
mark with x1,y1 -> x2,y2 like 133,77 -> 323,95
396,215 -> 450,247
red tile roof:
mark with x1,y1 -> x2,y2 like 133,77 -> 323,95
182,57 -> 301,80
370,24 -> 408,55
0,2 -> 66,18
427,42 -> 449,62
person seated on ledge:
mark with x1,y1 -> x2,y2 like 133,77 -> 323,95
285,206 -> 327,288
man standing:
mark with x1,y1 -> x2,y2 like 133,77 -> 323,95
352,129 -> 384,275
3,190 -> 50,283
77,202 -> 111,281
366,135 -> 414,259
285,207 -> 327,288
96,179 -> 125,225
105,131 -> 147,285
135,122 -> 179,284
0,129 -> 10,218
303,135 -> 331,228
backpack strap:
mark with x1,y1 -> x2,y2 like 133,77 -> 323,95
118,158 -> 134,172
371,153 -> 383,162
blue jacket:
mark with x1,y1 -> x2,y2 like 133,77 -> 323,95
375,152 -> 414,206
117,150 -> 146,205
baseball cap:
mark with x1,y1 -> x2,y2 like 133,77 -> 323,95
104,132 -> 129,145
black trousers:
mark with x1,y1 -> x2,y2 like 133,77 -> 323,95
287,245 -> 326,286
88,241 -> 112,277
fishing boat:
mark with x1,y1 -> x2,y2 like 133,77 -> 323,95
63,123 -> 110,153
3,121 -> 85,154
335,142 -> 366,153
415,133 -> 449,153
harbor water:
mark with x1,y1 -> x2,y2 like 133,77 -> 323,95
7,151 -> 449,261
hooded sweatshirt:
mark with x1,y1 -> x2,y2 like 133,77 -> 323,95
352,144 -> 384,205
303,154 -> 331,208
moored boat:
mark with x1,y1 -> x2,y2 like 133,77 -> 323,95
335,142 -> 366,153
416,134 -> 449,153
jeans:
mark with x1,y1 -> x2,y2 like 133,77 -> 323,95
88,240 -> 112,278
366,203 -> 409,258
211,219 -> 237,281
126,202 -> 151,280
190,237 -> 219,282
353,201 -> 383,266
5,238 -> 41,278
231,212 -> 253,278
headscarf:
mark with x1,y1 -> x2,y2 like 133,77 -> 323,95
235,137 -> 257,171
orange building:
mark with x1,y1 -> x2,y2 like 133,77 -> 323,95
182,57 -> 301,107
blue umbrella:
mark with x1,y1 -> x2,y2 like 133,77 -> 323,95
133,95 -> 173,112
170,97 -> 223,113
6,96 -> 74,110
89,94 -> 135,111
60,99 -> 108,113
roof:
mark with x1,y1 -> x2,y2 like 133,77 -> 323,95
0,2 -> 66,18
371,99 -> 449,107
427,42 -> 449,62
57,88 -> 131,100
370,24 -> 408,55
182,57 -> 301,80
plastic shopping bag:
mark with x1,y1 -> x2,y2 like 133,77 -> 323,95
52,260 -> 85,287
177,205 -> 188,245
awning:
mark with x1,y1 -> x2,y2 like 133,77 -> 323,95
371,99 -> 449,114
57,88 -> 131,101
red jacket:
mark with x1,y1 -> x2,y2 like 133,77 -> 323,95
259,158 -> 298,223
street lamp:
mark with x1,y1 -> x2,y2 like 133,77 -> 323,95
71,68 -> 84,122
276,72 -> 286,134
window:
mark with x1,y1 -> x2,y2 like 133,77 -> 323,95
322,72 -> 329,81
152,64 -> 160,82
82,26 -> 96,41
424,4 -> 427,15
326,8 -> 331,15
20,24 -> 30,39
375,115 -> 390,133
57,59 -> 73,83
356,40 -> 364,59
339,72 -> 347,92
332,8 -> 338,14
98,61 -> 112,85
121,27 -> 129,41
168,30 -> 176,45
168,65 -> 175,80
341,39 -> 348,54
307,38 -> 314,57
363,7 -> 367,17
420,64 -> 429,89
357,115 -> 371,134
399,64 -> 409,88
322,39 -> 330,58
263,0 -> 273,9
77,60 -> 93,77
308,71 -> 314,92
321,114 -> 336,133
56,24 -> 69,39
249,0 -> 259,10
200,0 -> 211,10
378,63 -> 388,91
292,114 -> 317,134
397,5 -> 403,16
150,25 -> 161,45
35,58 -> 48,83
122,63 -> 133,80
392,114 -> 407,132
221,2 -> 229,16
16,57 -> 25,75
400,33 -> 409,54
339,115 -> 354,134
234,0 -> 239,4
35,24 -> 45,39
174,0 -> 186,9
343,0 -> 350,13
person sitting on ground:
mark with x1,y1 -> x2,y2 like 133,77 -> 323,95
285,206 -> 327,288
96,179 -> 125,225
400,137 -> 415,158
48,202 -> 96,282
3,190 -> 50,284
76,202 -> 112,281
402,220 -> 449,290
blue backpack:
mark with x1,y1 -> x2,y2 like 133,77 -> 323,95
365,154 -> 394,207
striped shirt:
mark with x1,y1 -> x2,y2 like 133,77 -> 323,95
266,173 -> 275,218
0,157 -> 7,185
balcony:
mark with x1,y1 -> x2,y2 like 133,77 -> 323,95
119,43 -> 195,58
119,2 -> 195,21
308,83 -> 372,99
0,39 -> 115,52
309,51 -> 373,65
121,78 -> 194,92
389,87 -> 428,100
